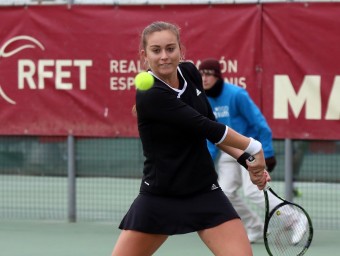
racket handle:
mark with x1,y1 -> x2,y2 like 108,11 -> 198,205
264,182 -> 271,191
237,153 -> 269,190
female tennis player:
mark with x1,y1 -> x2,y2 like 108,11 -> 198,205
111,21 -> 269,256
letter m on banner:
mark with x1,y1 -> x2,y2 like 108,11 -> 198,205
274,75 -> 321,120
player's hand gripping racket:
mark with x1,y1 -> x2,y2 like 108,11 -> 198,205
263,183 -> 313,256
237,152 -> 313,255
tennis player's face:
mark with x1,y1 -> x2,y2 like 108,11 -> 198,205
144,30 -> 181,78
201,72 -> 219,91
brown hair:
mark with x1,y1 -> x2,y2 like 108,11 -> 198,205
140,21 -> 181,51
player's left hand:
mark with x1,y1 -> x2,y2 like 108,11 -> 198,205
254,170 -> 271,191
264,170 -> 271,183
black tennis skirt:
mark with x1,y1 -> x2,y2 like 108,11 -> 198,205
118,187 -> 239,235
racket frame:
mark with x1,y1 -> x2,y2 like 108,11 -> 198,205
263,184 -> 314,256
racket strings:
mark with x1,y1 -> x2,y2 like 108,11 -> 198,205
265,205 -> 310,256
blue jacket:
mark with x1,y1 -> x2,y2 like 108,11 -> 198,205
207,82 -> 274,160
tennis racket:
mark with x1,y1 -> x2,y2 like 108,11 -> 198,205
263,183 -> 313,256
237,152 -> 313,255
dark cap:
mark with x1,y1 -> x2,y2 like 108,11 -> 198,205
199,59 -> 222,79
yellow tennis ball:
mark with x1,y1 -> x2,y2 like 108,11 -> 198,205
134,72 -> 154,91
276,210 -> 281,216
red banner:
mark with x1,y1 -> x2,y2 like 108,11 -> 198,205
262,3 -> 340,139
0,5 -> 260,137
0,4 -> 339,139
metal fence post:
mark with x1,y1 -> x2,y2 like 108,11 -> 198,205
67,135 -> 76,222
284,138 -> 293,202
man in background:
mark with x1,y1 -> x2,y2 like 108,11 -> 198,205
199,58 -> 277,243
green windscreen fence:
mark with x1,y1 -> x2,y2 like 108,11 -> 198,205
0,136 -> 339,229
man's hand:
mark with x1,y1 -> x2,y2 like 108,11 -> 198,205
265,156 -> 277,172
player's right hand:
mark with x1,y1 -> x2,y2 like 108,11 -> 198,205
247,150 -> 267,189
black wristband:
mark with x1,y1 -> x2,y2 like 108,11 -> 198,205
237,152 -> 255,169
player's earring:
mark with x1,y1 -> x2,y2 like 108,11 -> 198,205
144,60 -> 150,69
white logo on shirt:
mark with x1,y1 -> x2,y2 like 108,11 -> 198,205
211,184 -> 219,190
213,106 -> 229,118
196,89 -> 201,96
144,181 -> 150,186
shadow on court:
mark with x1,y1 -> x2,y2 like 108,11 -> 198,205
0,220 -> 338,256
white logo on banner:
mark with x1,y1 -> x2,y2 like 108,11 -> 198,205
0,35 -> 93,106
0,35 -> 45,104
